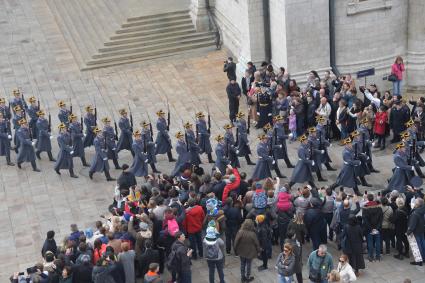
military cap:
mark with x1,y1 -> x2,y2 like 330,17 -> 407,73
13,105 -> 22,112
350,130 -> 360,138
274,115 -> 284,121
93,127 -> 102,134
156,109 -> 166,116
263,123 -> 272,131
315,115 -> 326,123
36,110 -> 45,116
133,130 -> 142,137
195,112 -> 205,118
85,105 -> 94,112
141,121 -> 150,128
360,117 -> 369,125
183,122 -> 193,129
57,100 -> 66,107
101,117 -> 111,123
236,112 -> 245,118
18,118 -> 27,125
119,109 -> 127,115
12,89 -> 20,96
215,134 -> 224,142
298,134 -> 308,142
405,119 -> 415,128
223,123 -> 233,130
395,142 -> 405,150
307,127 -> 316,133
58,123 -> 67,130
175,131 -> 184,139
342,137 -> 353,145
400,131 -> 410,140
258,134 -> 267,140
0,98 -> 5,103
28,96 -> 36,103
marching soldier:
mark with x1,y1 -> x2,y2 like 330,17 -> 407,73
265,121 -> 286,178
214,134 -> 230,174
358,117 -> 379,173
171,131 -> 191,177
35,110 -> 55,161
307,127 -> 327,182
58,101 -> 71,127
89,127 -> 115,181
141,121 -> 160,173
251,134 -> 273,180
0,97 -> 12,121
129,130 -> 149,177
183,121 -> 201,166
224,123 -> 240,168
405,119 -> 425,173
12,106 -> 25,152
54,123 -> 78,178
116,109 -> 134,156
234,111 -> 255,165
16,118 -> 40,172
83,105 -> 96,148
27,96 -> 39,139
10,89 -> 27,115
155,109 -> 175,162
385,142 -> 415,194
195,112 -> 214,163
0,112 -> 14,166
289,134 -> 316,189
316,116 -> 336,171
351,130 -> 372,187
329,137 -> 362,196
102,117 -> 121,169
272,114 -> 294,168
69,113 -> 89,167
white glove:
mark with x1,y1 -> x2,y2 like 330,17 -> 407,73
32,141 -> 36,146
412,166 -> 415,171
112,148 -> 116,151
280,145 -> 283,148
312,161 -> 315,166
272,160 -> 276,165
50,136 -> 54,140
7,135 -> 12,139
70,151 -> 74,155
329,143 -> 332,147
103,157 -> 108,161
84,134 -> 86,137
236,150 -> 239,154
145,159 -> 149,163
321,150 -> 325,154
288,133 -> 293,138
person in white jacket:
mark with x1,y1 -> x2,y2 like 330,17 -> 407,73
337,254 -> 357,283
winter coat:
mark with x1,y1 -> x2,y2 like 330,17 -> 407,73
69,121 -> 85,157
362,202 -> 383,233
381,205 -> 395,230
407,206 -> 425,236
337,262 -> 357,283
374,111 -> 387,135
155,117 -> 172,154
276,253 -> 295,276
170,240 -> 191,273
35,118 -> 52,152
183,205 -> 205,234
234,223 -> 261,259
118,250 -> 136,283
393,207 -> 408,236
54,132 -> 73,170
391,63 -> 405,81
89,136 -> 110,173
222,168 -> 241,202
117,117 -> 133,152
196,119 -> 212,154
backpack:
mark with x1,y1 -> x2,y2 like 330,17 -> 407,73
167,219 -> 179,237
205,243 -> 220,260
253,190 -> 267,209
276,192 -> 293,212
166,246 -> 179,271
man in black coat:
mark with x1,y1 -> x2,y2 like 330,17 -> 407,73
223,57 -> 237,81
390,101 -> 410,143
407,198 -> 425,265
138,239 -> 160,277
41,230 -> 57,258
116,164 -> 137,192
226,79 -> 241,123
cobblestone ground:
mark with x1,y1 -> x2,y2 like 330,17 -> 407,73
0,0 -> 424,282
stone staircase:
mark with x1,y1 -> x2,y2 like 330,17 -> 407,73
46,0 -> 216,71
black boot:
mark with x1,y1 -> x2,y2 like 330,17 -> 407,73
207,153 -> 215,163
150,163 -> 161,173
167,151 -> 176,162
55,168 -> 61,175
81,156 -> 90,167
89,171 -> 94,179
69,169 -> 78,178
284,156 -> 294,168
105,170 -> 116,181
35,150 -> 41,160
360,176 -> 372,187
415,166 -> 425,178
6,156 -> 14,166
353,185 -> 362,196
274,166 -> 286,178
245,154 -> 255,165
113,158 -> 121,170
308,181 -> 317,189
329,183 -> 338,191
369,164 -> 380,173
288,181 -> 295,189
325,163 -> 336,171
316,170 -> 327,182
31,161 -> 40,172
17,162 -> 22,169
47,151 -> 56,162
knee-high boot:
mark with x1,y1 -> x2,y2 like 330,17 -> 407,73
360,176 -> 372,187
69,168 -> 78,178
113,158 -> 121,169
167,151 -> 176,162
47,151 -> 56,162
274,164 -> 286,178
6,154 -> 14,166
31,160 -> 40,172
245,154 -> 255,165
207,153 -> 215,163
150,163 -> 161,173
104,170 -> 115,181
316,169 -> 327,182
81,155 -> 90,167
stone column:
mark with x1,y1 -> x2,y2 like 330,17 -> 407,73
190,0 -> 210,32
406,0 -> 425,90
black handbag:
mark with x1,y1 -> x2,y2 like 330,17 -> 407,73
388,74 -> 397,82
308,256 -> 326,282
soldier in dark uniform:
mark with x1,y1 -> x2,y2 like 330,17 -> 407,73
116,109 -> 134,156
265,120 -> 286,178
172,131 -> 191,177
351,130 -> 372,187
272,114 -> 294,168
385,142 -> 415,194
83,105 -> 96,148
54,123 -> 78,178
0,97 -> 12,121
315,115 -> 336,171
251,134 -> 274,180
404,119 -> 425,177
183,121 -> 201,167
69,113 -> 89,167
0,112 -> 14,165
16,118 -> 40,172
10,89 -> 27,116
214,134 -> 229,174
141,121 -> 160,173
102,117 -> 121,169
89,127 -> 115,181
256,86 -> 273,128
154,109 -> 175,162
27,96 -> 39,139
195,112 -> 214,163
35,110 -> 55,161
307,127 -> 327,182
358,118 -> 379,173
289,134 -> 316,189
329,137 -> 362,196
12,106 -> 25,152
58,100 -> 71,127
234,111 -> 255,165
223,123 -> 240,168
129,130 -> 149,177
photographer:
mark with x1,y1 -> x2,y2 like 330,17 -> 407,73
226,79 -> 241,123
223,57 -> 236,81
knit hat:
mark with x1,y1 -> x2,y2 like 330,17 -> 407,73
205,226 -> 218,243
256,214 -> 265,224
85,228 -> 93,239
206,198 -> 218,216
208,220 -> 216,228
229,174 -> 236,182
255,182 -> 262,189
80,254 -> 91,263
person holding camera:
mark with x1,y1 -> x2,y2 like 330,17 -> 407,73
226,79 -> 241,124
223,57 -> 236,81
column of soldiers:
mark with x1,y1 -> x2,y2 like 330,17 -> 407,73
4,90 -> 425,197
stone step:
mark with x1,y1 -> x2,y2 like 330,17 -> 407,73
81,45 -> 216,71
99,31 -> 215,52
94,34 -> 215,58
110,23 -> 195,40
126,9 -> 189,22
116,18 -> 192,34
71,0 -> 105,48
86,40 -> 215,65
122,14 -> 189,28
105,28 -> 197,46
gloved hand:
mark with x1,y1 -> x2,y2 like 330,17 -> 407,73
236,150 -> 239,154
412,166 -> 415,171
279,145 -> 283,148
103,157 -> 108,161
7,135 -> 12,139
321,150 -> 325,154
70,151 -> 74,155
50,136 -> 54,140
145,159 -> 149,163
312,161 -> 315,167
112,148 -> 116,151
272,160 -> 276,165
32,141 -> 36,146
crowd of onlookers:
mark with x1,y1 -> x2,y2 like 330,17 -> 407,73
11,161 -> 424,283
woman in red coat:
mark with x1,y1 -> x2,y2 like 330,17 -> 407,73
374,105 -> 388,150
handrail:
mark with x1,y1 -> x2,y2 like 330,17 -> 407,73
205,0 -> 222,50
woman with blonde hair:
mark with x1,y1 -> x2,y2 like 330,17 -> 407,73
287,211 -> 307,245
276,243 -> 296,283
328,270 -> 341,282
337,254 -> 357,282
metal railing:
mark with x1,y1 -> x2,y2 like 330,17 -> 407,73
206,0 -> 222,50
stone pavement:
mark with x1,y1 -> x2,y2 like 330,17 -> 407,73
0,0 -> 424,282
